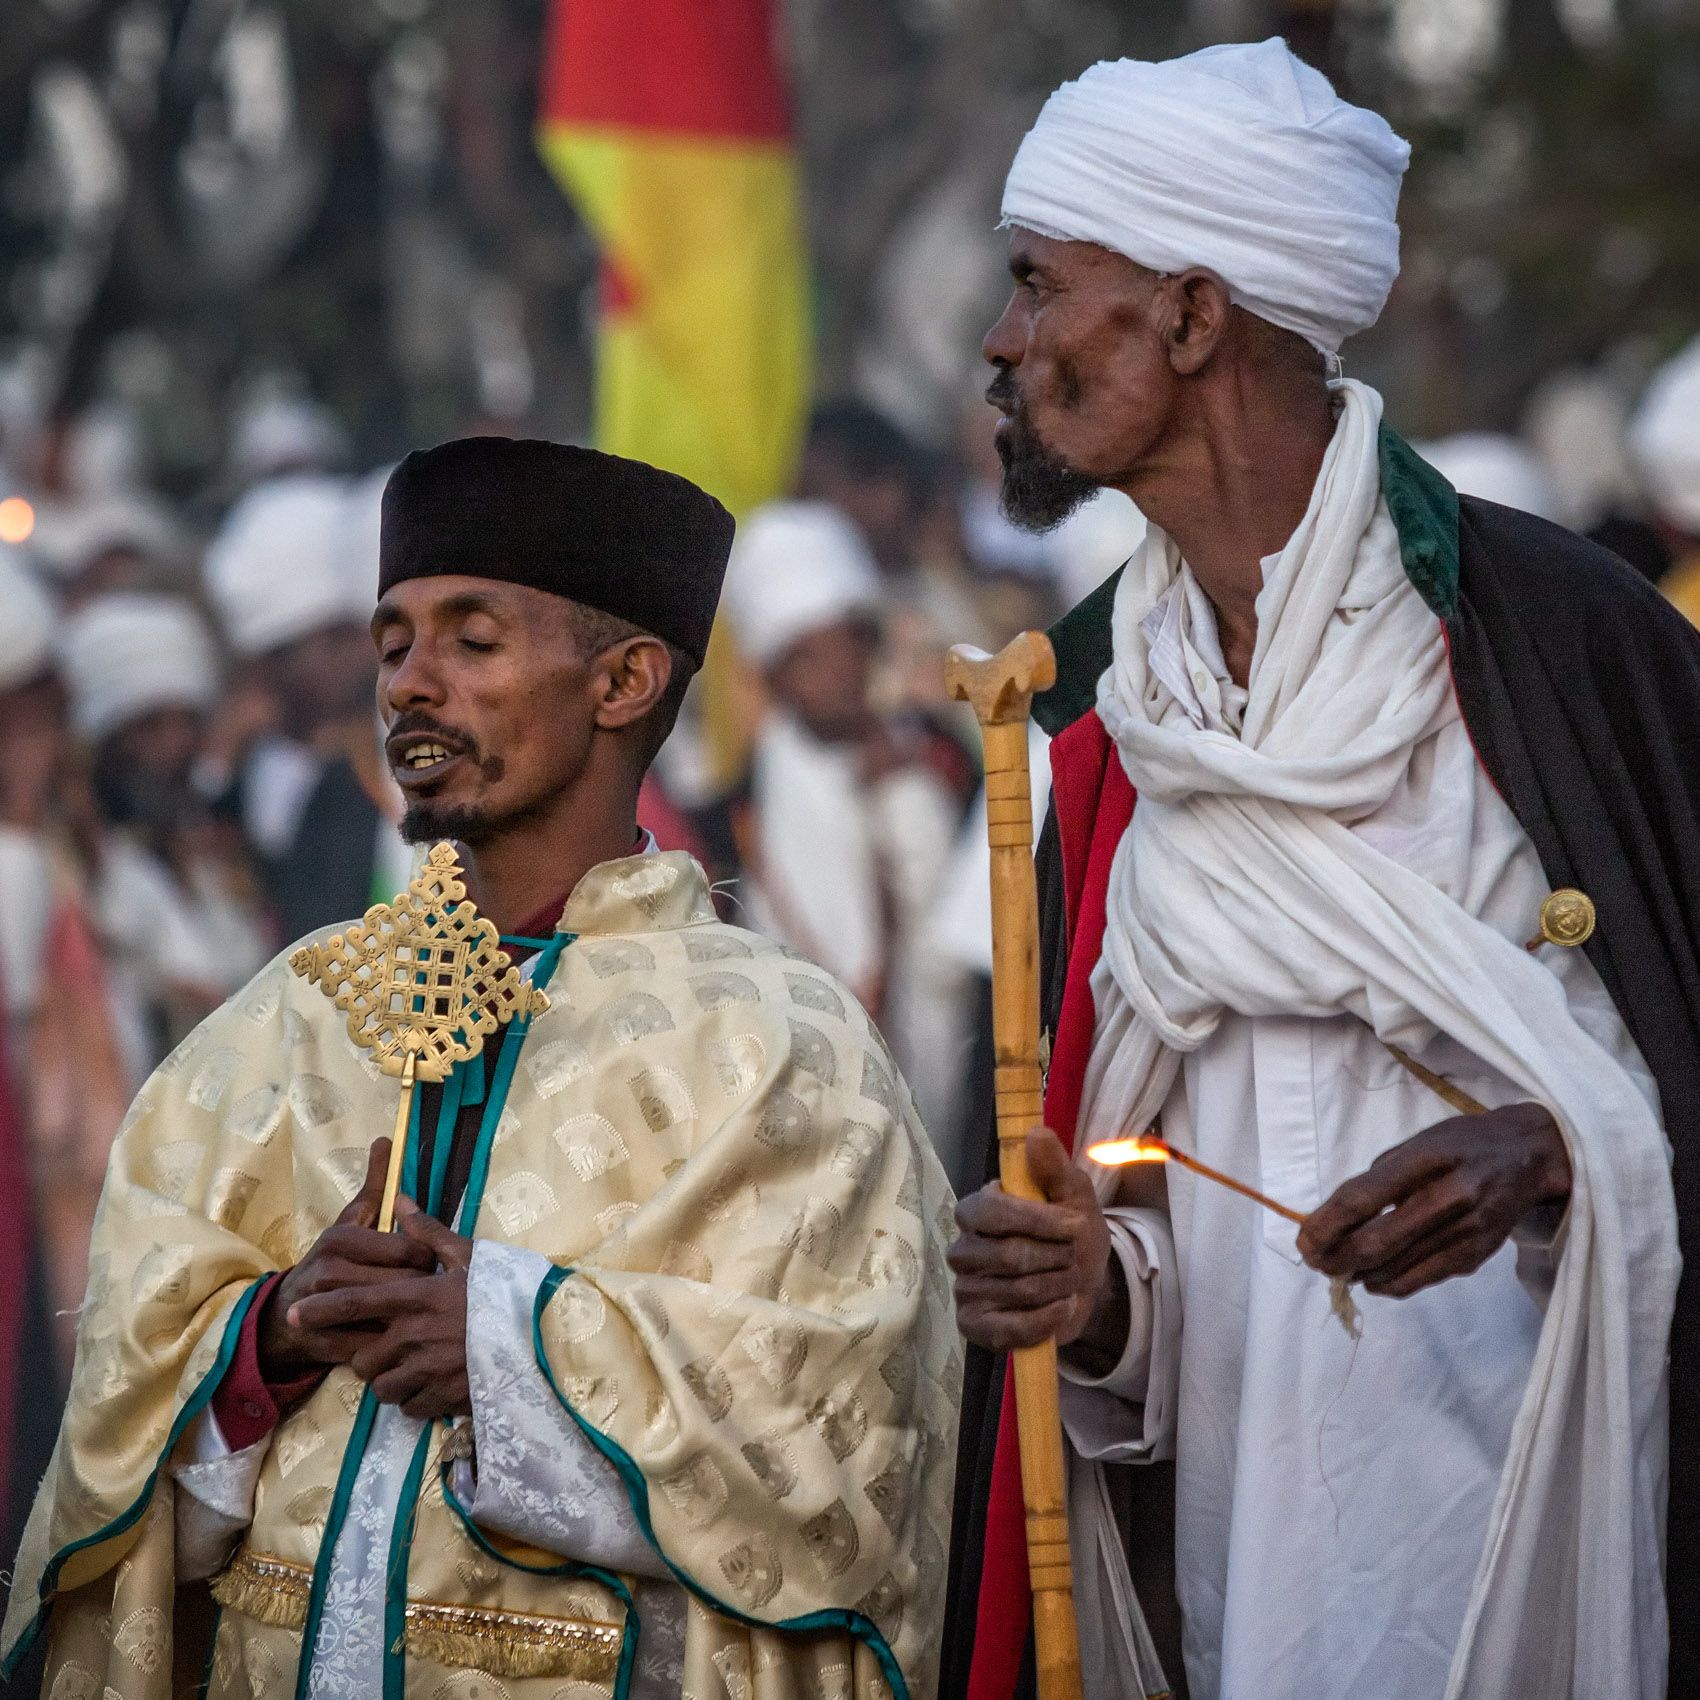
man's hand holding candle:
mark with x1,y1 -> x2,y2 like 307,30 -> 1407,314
1298,1104 -> 1573,1298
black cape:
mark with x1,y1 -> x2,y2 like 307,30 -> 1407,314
941,435 -> 1700,1699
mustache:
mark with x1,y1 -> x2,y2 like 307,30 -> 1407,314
985,365 -> 1021,414
385,710 -> 480,760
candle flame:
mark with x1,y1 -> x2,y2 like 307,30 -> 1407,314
0,497 -> 35,545
1086,1134 -> 1168,1167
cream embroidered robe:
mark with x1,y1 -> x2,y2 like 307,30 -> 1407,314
2,851 -> 961,1700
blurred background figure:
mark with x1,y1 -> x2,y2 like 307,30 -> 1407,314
200,473 -> 405,940
1413,432 -> 1572,525
0,553 -> 128,1370
58,593 -> 269,1085
1629,338 -> 1700,621
721,499 -> 972,1146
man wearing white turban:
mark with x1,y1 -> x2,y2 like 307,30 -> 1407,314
721,500 -> 970,1157
201,474 -> 408,939
945,38 -> 1699,1700
59,594 -> 271,1088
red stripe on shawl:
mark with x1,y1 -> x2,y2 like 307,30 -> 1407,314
967,707 -> 1137,1700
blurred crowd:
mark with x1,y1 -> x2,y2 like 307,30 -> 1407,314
1,334 -> 1698,1419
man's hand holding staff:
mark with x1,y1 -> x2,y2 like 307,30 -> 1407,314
945,632 -> 1084,1700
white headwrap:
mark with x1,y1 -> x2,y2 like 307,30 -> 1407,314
721,500 -> 882,667
203,474 -> 363,657
0,547 -> 56,693
1628,336 -> 1700,534
28,492 -> 180,581
1001,39 -> 1410,354
58,593 -> 220,741
1414,432 -> 1570,526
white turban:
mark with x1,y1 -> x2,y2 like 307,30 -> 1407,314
1001,39 -> 1410,354
230,394 -> 349,483
58,593 -> 220,741
338,466 -> 392,611
29,492 -> 180,580
1628,337 -> 1700,534
203,475 -> 363,656
1414,433 -> 1571,526
722,501 -> 882,667
0,547 -> 55,693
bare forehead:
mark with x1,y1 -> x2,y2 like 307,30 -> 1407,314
372,574 -> 563,628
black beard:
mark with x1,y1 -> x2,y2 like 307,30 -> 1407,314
995,402 -> 1098,533
401,801 -> 498,847
401,780 -> 557,849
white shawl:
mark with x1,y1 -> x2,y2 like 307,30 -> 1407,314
1079,380 -> 1676,1698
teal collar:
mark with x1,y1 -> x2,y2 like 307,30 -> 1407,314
1033,425 -> 1460,736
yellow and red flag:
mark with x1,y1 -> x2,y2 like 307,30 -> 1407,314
537,0 -> 809,520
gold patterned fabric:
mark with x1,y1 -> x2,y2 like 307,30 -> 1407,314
3,852 -> 960,1700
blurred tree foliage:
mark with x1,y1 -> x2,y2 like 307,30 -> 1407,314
0,0 -> 1695,486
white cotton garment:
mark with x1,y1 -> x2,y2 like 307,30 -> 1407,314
1074,378 -> 1677,1699
1001,40 -> 1410,354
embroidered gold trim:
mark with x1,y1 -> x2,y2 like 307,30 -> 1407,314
211,1548 -> 624,1681
210,1549 -> 311,1629
404,1601 -> 622,1682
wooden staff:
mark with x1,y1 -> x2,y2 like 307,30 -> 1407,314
946,632 -> 1083,1700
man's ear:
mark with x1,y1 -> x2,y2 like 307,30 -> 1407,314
1162,269 -> 1233,376
593,636 -> 672,731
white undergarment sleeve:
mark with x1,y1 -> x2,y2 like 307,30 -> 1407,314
1058,1206 -> 1179,1464
170,1404 -> 268,1582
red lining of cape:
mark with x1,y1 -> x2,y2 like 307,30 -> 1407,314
966,708 -> 1136,1700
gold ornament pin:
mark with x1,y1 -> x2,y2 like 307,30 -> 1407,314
1526,887 -> 1596,952
289,842 -> 550,1230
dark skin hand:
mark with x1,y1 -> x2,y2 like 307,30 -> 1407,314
951,1108 -> 1571,1361
285,1196 -> 476,1420
259,1139 -> 436,1378
949,1128 -> 1117,1354
1297,1102 -> 1572,1299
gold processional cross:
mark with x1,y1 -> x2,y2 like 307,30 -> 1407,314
289,842 -> 551,1231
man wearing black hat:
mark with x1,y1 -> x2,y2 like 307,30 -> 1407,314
5,439 -> 960,1700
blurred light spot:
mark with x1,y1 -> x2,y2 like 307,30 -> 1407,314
0,497 -> 36,543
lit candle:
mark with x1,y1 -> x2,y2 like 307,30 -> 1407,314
1087,1132 -> 1307,1225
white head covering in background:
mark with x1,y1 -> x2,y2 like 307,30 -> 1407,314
1628,337 -> 1700,535
29,492 -> 180,583
338,466 -> 392,611
203,474 -> 361,656
1523,369 -> 1637,533
0,547 -> 56,693
230,394 -> 349,485
1001,39 -> 1410,354
58,593 -> 220,742
1414,432 -> 1571,527
721,500 -> 882,667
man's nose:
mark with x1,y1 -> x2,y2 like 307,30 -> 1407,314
982,293 -> 1025,369
384,643 -> 447,713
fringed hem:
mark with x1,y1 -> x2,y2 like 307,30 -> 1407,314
210,1547 -> 624,1681
210,1549 -> 310,1630
404,1606 -> 621,1682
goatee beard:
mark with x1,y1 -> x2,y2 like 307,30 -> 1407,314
401,802 -> 496,847
995,403 -> 1098,533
